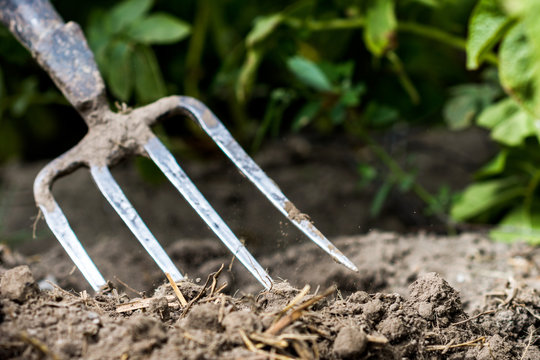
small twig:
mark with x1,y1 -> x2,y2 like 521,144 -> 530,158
183,331 -> 206,345
46,280 -> 77,298
249,332 -> 288,349
32,208 -> 42,240
68,265 -> 77,276
500,285 -> 518,307
114,276 -> 143,297
116,295 -> 178,313
280,333 -> 318,342
265,287 -> 335,336
209,264 -> 225,297
452,310 -> 496,326
367,334 -> 389,344
520,328 -> 537,360
199,282 -> 230,305
292,339 -> 312,360
279,285 -> 310,315
165,273 -> 188,307
515,303 -> 540,321
425,336 -> 486,351
228,255 -> 235,272
181,265 -> 224,316
19,331 -> 61,360
306,324 -> 332,340
239,330 -> 296,360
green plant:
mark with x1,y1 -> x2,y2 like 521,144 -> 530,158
86,0 -> 191,104
451,0 -> 540,244
234,0 -> 478,223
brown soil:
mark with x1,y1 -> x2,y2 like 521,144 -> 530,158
1,130 -> 538,359
1,231 -> 539,360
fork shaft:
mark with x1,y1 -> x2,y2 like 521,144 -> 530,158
40,202 -> 106,291
144,136 -> 273,289
0,0 -> 106,117
144,96 -> 359,272
90,166 -> 184,282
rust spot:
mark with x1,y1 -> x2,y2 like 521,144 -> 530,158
284,201 -> 311,223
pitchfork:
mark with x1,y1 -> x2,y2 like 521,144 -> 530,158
0,0 -> 358,291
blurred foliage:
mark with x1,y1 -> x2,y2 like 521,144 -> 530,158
1,0 -> 540,242
451,0 -> 540,244
87,0 -> 191,103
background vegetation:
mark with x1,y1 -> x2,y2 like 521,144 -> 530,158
1,0 -> 539,243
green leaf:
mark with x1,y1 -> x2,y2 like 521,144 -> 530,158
340,83 -> 366,107
443,84 -> 500,130
499,22 -> 540,118
132,46 -> 166,103
292,101 -> 321,131
87,10 -> 111,64
475,150 -> 508,178
106,42 -> 134,102
318,61 -> 355,84
477,98 -> 536,146
444,95 -> 478,130
11,78 -> 37,117
466,0 -> 513,70
370,178 -> 393,217
451,179 -> 522,221
0,120 -> 21,162
364,102 -> 399,127
357,163 -> 377,188
246,13 -> 283,47
490,108 -> 535,146
364,0 -> 397,57
109,0 -> 154,34
0,65 -> 4,101
236,48 -> 263,102
127,13 -> 191,44
398,173 -> 415,192
490,205 -> 540,244
409,0 -> 438,7
477,97 -> 517,129
287,56 -> 333,92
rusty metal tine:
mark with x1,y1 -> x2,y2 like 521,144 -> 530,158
89,166 -> 183,282
179,98 -> 358,272
39,201 -> 106,291
144,136 -> 273,289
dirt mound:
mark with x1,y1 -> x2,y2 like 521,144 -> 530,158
1,238 -> 539,360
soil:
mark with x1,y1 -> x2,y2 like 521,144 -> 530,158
0,233 -> 539,360
0,130 -> 539,359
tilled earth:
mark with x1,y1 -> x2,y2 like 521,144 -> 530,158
0,231 -> 539,360
0,131 -> 538,358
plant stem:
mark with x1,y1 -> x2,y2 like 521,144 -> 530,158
283,17 -> 498,66
524,170 -> 540,213
357,131 -> 453,226
184,0 -> 211,98
386,51 -> 420,104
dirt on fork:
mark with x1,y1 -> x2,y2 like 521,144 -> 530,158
1,231 -> 539,360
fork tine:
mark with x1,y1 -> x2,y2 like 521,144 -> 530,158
39,202 -> 106,291
90,166 -> 183,282
144,136 -> 273,289
178,97 -> 358,272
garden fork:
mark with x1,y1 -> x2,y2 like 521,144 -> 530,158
0,0 -> 358,291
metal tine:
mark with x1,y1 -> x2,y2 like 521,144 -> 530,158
39,201 -> 106,291
180,98 -> 358,272
144,136 -> 273,290
89,166 -> 184,282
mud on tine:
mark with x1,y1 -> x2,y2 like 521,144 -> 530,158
1,0 -> 358,291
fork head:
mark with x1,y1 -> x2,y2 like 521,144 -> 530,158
1,0 -> 357,292
33,96 -> 358,291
